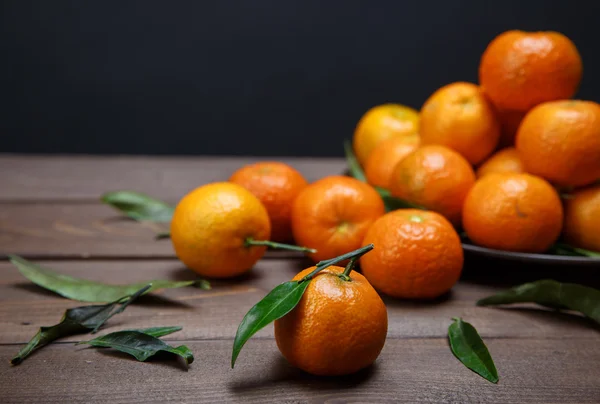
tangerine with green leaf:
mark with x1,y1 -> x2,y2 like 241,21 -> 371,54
231,244 -> 384,376
274,263 -> 387,376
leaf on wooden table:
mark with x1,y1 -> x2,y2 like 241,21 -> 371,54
78,330 -> 193,366
448,317 -> 499,383
231,280 -> 310,368
125,326 -> 183,338
101,191 -> 174,222
9,255 -> 210,302
477,279 -> 600,324
11,285 -> 150,365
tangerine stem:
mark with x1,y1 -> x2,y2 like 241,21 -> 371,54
300,244 -> 374,282
244,238 -> 316,254
339,256 -> 359,281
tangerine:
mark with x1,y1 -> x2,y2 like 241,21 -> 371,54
364,136 -> 420,189
170,182 -> 270,278
353,104 -> 419,166
420,82 -> 500,165
516,100 -> 600,188
229,162 -> 308,242
563,185 -> 600,252
476,148 -> 524,178
479,30 -> 582,111
389,145 -> 476,225
291,176 -> 385,262
462,173 -> 563,253
360,209 -> 463,299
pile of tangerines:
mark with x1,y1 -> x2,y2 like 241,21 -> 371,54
355,30 -> 599,256
168,30 -> 600,377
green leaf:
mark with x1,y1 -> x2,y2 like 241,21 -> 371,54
11,285 -> 149,365
101,191 -> 174,222
231,280 -> 310,368
549,243 -> 600,257
127,326 -> 183,338
78,330 -> 193,366
343,139 -> 366,182
448,318 -> 499,383
9,255 -> 210,302
477,280 -> 600,324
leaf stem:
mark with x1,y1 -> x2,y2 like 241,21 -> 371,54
301,244 -> 374,282
245,238 -> 316,254
91,284 -> 151,333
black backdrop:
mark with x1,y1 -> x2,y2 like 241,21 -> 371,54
2,1 -> 599,156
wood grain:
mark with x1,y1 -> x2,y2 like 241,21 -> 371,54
2,155 -> 599,403
0,203 -> 171,258
0,155 -> 346,201
5,202 -> 600,268
1,338 -> 599,403
0,203 -> 308,259
2,259 -> 599,344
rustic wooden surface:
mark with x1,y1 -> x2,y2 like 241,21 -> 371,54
1,155 -> 599,404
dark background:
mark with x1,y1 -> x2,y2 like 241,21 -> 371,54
1,1 -> 599,156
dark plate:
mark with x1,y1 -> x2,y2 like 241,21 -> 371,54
462,243 -> 600,267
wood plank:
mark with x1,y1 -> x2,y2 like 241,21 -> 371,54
2,259 -> 599,344
0,203 -> 305,259
5,203 -> 600,266
1,338 -> 599,403
0,155 -> 346,201
0,203 -> 171,258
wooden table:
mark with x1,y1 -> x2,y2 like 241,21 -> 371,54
0,155 -> 599,404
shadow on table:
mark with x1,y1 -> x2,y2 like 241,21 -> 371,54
135,294 -> 193,309
460,255 -> 600,288
12,283 -> 65,298
381,290 -> 454,309
228,354 -> 377,394
168,258 -> 312,292
169,264 -> 265,286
